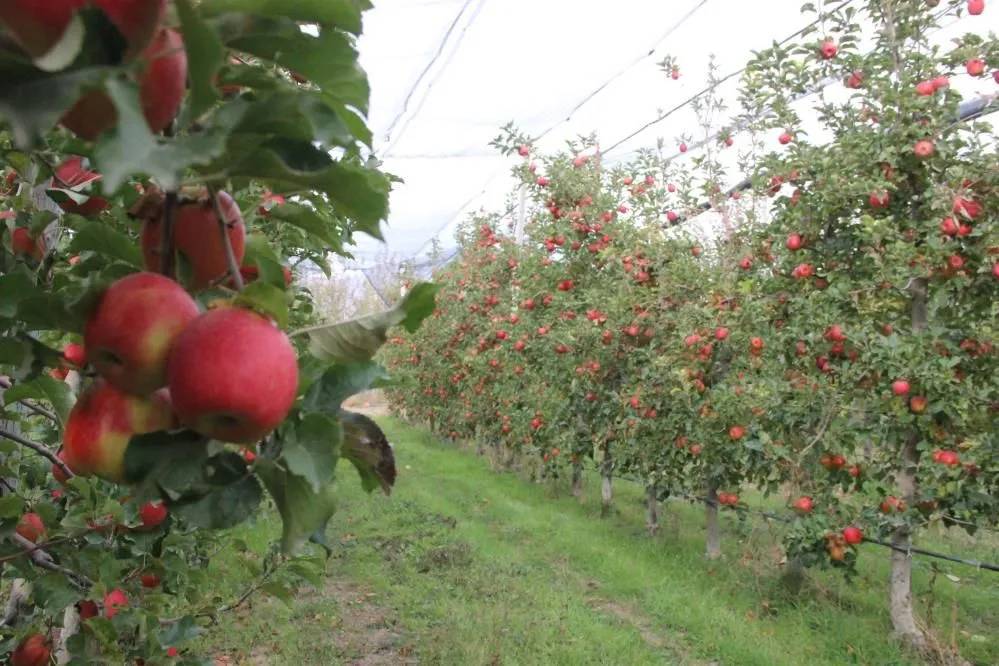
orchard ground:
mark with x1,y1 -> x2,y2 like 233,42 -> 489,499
201,417 -> 999,666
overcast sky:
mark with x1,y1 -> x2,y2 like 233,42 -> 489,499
347,0 -> 994,266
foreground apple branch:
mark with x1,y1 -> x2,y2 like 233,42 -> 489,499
0,427 -> 74,479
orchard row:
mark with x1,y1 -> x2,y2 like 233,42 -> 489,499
383,0 -> 997,655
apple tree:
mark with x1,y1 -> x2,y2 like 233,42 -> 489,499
0,1 -> 435,663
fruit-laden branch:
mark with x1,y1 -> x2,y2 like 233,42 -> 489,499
12,533 -> 92,590
208,184 -> 244,291
0,427 -> 73,479
0,377 -> 59,423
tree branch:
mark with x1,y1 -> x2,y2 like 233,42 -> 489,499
12,533 -> 92,590
0,377 -> 59,423
208,185 -> 244,291
0,428 -> 73,479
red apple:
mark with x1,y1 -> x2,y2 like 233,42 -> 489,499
62,342 -> 86,368
891,379 -> 910,396
778,131 -> 793,145
15,512 -> 46,543
61,28 -> 187,140
78,600 -> 99,620
141,189 -> 246,291
84,272 -> 200,395
11,227 -> 45,260
786,233 -> 803,251
913,139 -> 935,159
939,217 -> 958,236
52,450 -> 73,485
63,379 -> 176,482
967,0 -> 984,14
94,0 -> 169,57
139,500 -> 168,529
140,572 -> 161,588
728,425 -> 746,440
0,1 -> 82,57
10,633 -> 51,666
966,58 -> 986,76
819,39 -> 837,59
842,526 -> 863,545
792,496 -> 814,515
845,70 -> 864,88
167,307 -> 298,444
714,327 -> 729,341
909,395 -> 928,413
104,588 -> 128,618
915,80 -> 936,96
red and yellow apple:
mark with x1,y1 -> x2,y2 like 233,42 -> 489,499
10,633 -> 51,666
84,272 -> 199,395
62,379 -> 176,482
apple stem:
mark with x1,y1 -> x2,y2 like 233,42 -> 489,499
0,427 -> 74,479
160,191 -> 178,278
209,185 -> 244,291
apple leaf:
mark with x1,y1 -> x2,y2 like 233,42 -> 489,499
339,410 -> 395,495
0,271 -> 43,320
2,375 -> 75,424
255,460 -> 338,554
303,361 -> 390,412
176,0 -> 224,121
124,430 -> 212,496
279,412 -> 341,493
172,466 -> 263,529
267,202 -> 346,252
234,281 -> 290,328
68,219 -> 143,267
298,282 -> 438,362
200,0 -> 371,34
225,19 -> 369,112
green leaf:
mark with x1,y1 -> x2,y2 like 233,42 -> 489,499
201,0 -> 371,34
2,375 -> 75,423
158,615 -> 203,646
234,281 -> 290,328
299,282 -> 438,362
220,139 -> 390,236
268,203 -> 345,252
227,20 -> 369,110
172,471 -> 262,529
0,271 -> 44,319
68,219 -> 143,267
280,413 -> 341,493
176,0 -> 224,121
339,410 -> 395,494
260,581 -> 295,605
256,460 -> 338,554
123,430 -> 211,494
17,294 -> 81,332
95,79 -> 230,192
303,361 -> 389,412
0,495 -> 25,519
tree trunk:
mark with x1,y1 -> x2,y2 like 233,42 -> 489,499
571,460 -> 583,498
889,278 -> 929,651
705,483 -> 721,559
55,605 -> 80,664
646,484 -> 659,536
600,456 -> 613,517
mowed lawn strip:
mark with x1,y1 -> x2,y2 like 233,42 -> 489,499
201,416 -> 998,665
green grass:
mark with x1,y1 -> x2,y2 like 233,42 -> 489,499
199,417 -> 999,665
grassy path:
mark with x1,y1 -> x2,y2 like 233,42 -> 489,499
202,417 -> 998,665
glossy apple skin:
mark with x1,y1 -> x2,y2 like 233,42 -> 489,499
104,588 -> 128,618
11,633 -> 51,666
142,191 -> 246,290
0,0 -> 83,57
167,307 -> 298,443
139,500 -> 168,528
61,27 -> 187,140
84,272 -> 199,395
63,379 -> 176,482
